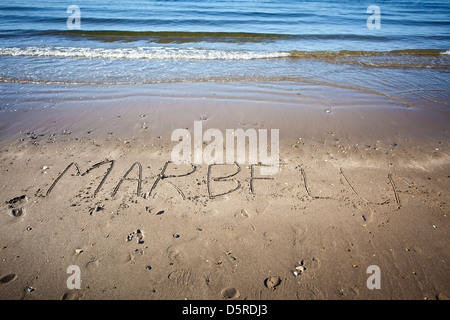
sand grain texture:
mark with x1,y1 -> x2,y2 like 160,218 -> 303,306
0,81 -> 448,300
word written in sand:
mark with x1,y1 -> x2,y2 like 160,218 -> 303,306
42,159 -> 448,215
45,160 -> 272,200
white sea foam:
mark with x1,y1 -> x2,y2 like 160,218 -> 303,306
442,49 -> 450,55
0,46 -> 290,60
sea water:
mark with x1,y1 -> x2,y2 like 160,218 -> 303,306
0,0 -> 449,109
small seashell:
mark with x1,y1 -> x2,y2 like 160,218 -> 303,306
126,232 -> 134,242
136,229 -> 144,244
75,249 -> 83,254
296,266 -> 306,272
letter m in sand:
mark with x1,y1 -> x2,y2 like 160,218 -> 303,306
45,160 -> 115,197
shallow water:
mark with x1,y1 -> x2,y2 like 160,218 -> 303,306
0,0 -> 449,111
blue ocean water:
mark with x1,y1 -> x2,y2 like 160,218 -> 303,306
0,0 -> 449,105
1,0 -> 449,49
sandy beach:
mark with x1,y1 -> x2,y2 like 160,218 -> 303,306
0,81 -> 448,300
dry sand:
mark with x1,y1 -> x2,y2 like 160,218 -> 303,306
0,81 -> 448,300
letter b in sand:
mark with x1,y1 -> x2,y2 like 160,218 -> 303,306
366,265 -> 381,290
66,265 -> 81,289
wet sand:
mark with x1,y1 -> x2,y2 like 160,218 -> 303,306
0,81 -> 449,300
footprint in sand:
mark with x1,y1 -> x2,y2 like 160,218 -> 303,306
61,290 -> 86,300
166,245 -> 187,264
221,287 -> 240,299
0,273 -> 18,285
5,195 -> 28,218
234,209 -> 250,220
61,291 -> 80,300
168,269 -> 193,286
264,276 -> 281,290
